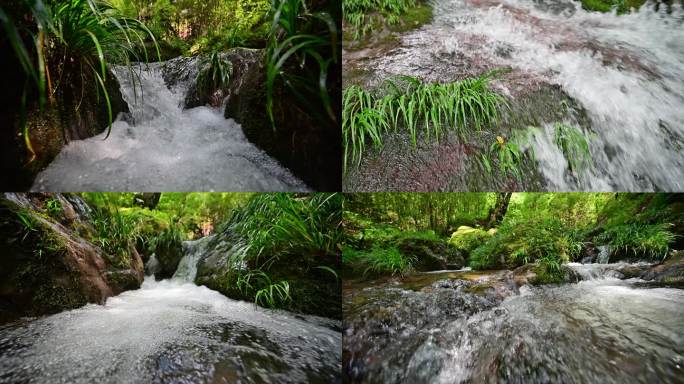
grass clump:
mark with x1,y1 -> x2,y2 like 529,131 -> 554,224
553,123 -> 592,174
1,0 -> 159,159
343,0 -> 426,39
196,51 -> 233,104
265,0 -> 339,129
342,73 -> 506,173
596,223 -> 676,260
343,245 -> 414,276
579,0 -> 646,14
89,203 -> 142,269
219,193 -> 341,311
468,217 -> 583,270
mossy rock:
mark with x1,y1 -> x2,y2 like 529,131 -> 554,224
394,237 -> 464,271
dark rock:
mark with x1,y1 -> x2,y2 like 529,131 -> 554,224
394,238 -> 451,271
223,50 -> 341,191
0,48 -> 129,190
642,251 -> 684,287
154,241 -> 184,280
195,228 -> 341,319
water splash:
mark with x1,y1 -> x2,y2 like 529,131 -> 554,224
31,64 -> 308,192
373,0 -> 684,191
0,277 -> 340,383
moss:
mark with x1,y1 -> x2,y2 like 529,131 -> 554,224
388,4 -> 432,33
579,0 -> 647,13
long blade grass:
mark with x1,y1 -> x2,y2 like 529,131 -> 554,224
342,73 -> 506,173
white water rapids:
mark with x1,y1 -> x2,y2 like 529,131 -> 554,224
372,0 -> 684,191
31,64 -> 308,192
0,243 -> 340,383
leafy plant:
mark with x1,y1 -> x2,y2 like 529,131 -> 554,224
46,198 -> 62,215
196,51 -> 233,102
597,223 -> 676,260
235,270 -> 292,308
553,123 -> 592,174
481,135 -> 526,181
265,0 -> 339,128
343,245 -> 414,276
342,72 -> 506,173
1,0 -> 158,160
343,0 -> 419,39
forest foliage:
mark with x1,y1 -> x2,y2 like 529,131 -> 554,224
344,193 -> 682,281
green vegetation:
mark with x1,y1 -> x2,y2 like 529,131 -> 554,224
265,0 -> 339,128
214,193 -> 341,315
578,0 -> 647,13
597,223 -> 676,260
342,73 -> 506,173
1,0 -> 158,160
343,0 -> 431,39
195,51 -> 233,102
343,193 -> 683,284
448,226 -> 492,253
553,123 -> 592,174
343,245 -> 414,275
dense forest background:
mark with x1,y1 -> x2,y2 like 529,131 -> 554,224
344,193 -> 684,283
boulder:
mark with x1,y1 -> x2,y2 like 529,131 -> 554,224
0,193 -> 143,323
642,251 -> 684,287
394,237 -> 464,271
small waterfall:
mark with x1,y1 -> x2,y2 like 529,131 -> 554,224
173,235 -> 214,282
567,262 -> 624,280
30,62 -> 309,192
596,245 -> 611,264
145,253 -> 161,276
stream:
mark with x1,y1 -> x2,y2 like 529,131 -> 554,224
0,241 -> 340,383
343,263 -> 684,383
31,63 -> 308,192
346,0 -> 684,191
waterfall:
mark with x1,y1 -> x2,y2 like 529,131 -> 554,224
172,235 -> 214,282
596,245 -> 611,264
30,63 -> 309,192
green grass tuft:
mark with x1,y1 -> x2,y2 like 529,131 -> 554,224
342,73 -> 506,173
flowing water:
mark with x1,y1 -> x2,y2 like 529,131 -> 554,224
343,263 -> 684,383
31,64 -> 308,192
0,245 -> 340,383
358,0 -> 684,191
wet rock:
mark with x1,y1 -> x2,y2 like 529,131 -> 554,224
642,251 -> 684,287
0,58 -> 128,190
0,193 -> 143,323
223,52 -> 341,192
394,237 -> 463,271
195,228 -> 341,319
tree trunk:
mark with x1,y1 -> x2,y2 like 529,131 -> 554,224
487,192 -> 512,228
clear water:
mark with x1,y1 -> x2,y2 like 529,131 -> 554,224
373,0 -> 684,191
343,263 -> 684,383
0,247 -> 340,383
31,64 -> 308,192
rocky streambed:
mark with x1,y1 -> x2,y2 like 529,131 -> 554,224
343,0 -> 684,192
343,257 -> 684,383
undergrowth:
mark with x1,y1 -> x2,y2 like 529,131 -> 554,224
343,0 -> 420,38
342,72 -> 506,173
597,222 -> 676,260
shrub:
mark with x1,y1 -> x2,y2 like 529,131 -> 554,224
448,226 -> 491,252
343,245 -> 414,276
468,217 -> 583,270
596,223 -> 676,260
